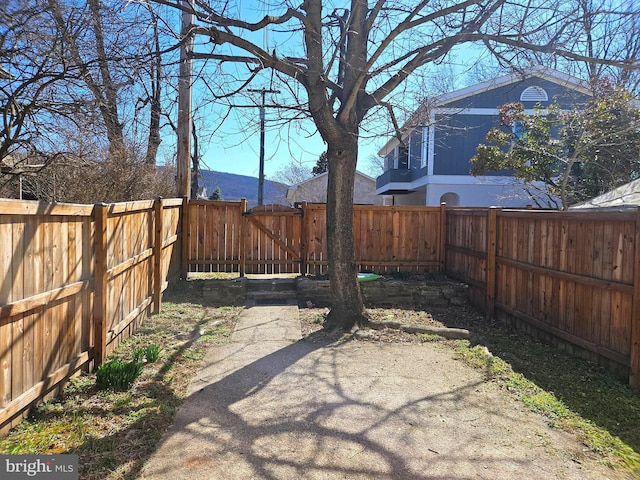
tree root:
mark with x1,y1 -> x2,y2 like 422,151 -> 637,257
322,309 -> 371,333
366,320 -> 470,340
320,310 -> 469,341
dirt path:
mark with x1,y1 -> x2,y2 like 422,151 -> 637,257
138,306 -> 630,480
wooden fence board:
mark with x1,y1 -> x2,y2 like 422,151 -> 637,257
185,201 -> 244,274
631,210 -> 640,387
531,213 -> 631,372
1,198 -> 182,432
623,222 -> 635,284
446,206 -> 639,384
10,219 -> 24,422
68,220 -> 79,364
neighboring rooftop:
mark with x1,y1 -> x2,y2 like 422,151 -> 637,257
571,178 -> 640,209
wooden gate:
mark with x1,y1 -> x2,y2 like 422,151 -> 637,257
243,204 -> 304,274
185,201 -> 304,274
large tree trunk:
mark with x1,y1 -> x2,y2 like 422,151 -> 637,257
301,0 -> 369,332
323,132 -> 369,332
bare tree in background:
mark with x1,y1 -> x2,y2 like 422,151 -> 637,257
0,0 -> 72,166
484,0 -> 640,92
0,0 -> 177,200
273,160 -> 312,186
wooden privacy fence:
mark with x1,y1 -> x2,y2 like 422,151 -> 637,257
2,195 -> 640,433
0,197 -> 182,433
446,207 -> 640,387
183,201 -> 446,275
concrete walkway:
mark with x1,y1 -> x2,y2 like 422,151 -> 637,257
230,304 -> 301,344
138,305 -> 627,480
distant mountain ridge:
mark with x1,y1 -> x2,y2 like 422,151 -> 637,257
197,170 -> 288,207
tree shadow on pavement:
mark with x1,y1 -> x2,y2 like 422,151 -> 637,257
139,330 -> 607,480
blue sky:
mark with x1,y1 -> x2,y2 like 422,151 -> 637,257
197,110 -> 384,180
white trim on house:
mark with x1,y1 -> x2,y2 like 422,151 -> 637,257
376,174 -> 542,207
375,173 -> 521,196
434,107 -> 543,115
421,126 -> 429,169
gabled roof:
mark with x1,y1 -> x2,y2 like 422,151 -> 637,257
379,66 -> 591,156
428,66 -> 590,107
286,170 -> 376,189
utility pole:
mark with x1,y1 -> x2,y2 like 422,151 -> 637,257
177,0 -> 193,198
248,88 -> 279,206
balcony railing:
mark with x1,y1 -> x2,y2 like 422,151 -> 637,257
376,166 -> 427,190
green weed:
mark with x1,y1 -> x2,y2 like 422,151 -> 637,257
95,360 -> 144,391
134,344 -> 161,363
0,280 -> 241,480
454,338 -> 640,475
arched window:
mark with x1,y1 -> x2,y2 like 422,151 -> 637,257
520,86 -> 548,102
440,192 -> 460,206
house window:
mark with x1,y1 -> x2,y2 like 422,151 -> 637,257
385,127 -> 427,171
396,145 -> 409,169
512,121 -> 525,138
520,86 -> 548,102
384,152 -> 394,171
408,129 -> 423,170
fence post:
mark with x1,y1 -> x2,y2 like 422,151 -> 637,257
239,198 -> 247,277
299,202 -> 308,275
630,207 -> 640,388
181,196 -> 190,279
486,207 -> 499,319
153,198 -> 163,314
439,202 -> 447,272
94,203 -> 108,367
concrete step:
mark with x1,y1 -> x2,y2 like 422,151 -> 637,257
245,289 -> 298,306
246,278 -> 298,293
245,278 -> 298,307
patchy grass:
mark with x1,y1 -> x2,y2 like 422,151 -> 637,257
4,285 -> 639,478
0,280 -> 242,480
451,311 -> 640,477
419,303 -> 640,476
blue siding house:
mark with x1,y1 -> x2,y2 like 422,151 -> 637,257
375,67 -> 592,206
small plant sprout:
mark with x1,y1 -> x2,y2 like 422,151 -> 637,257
95,360 -> 143,391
